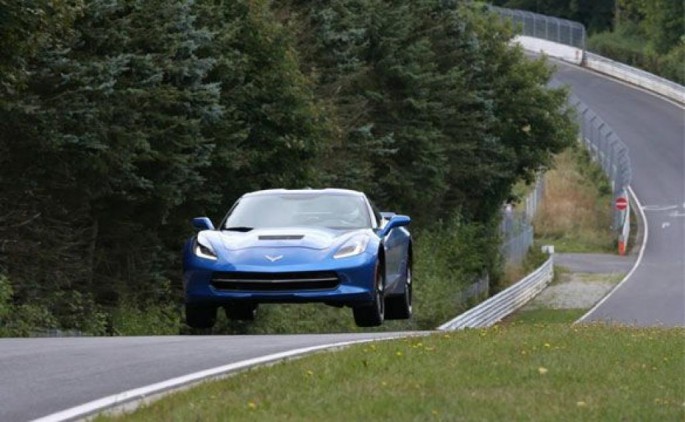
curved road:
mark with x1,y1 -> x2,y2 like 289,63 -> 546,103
553,63 -> 685,327
0,333 -> 411,421
1,61 -> 683,422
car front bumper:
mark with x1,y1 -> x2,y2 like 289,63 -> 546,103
183,250 -> 377,307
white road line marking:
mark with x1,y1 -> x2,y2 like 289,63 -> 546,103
31,334 -> 422,422
668,211 -> 685,218
643,205 -> 678,212
577,185 -> 648,323
662,222 -> 671,229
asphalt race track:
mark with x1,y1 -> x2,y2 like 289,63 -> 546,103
1,62 -> 683,422
0,333 -> 412,421
553,62 -> 685,327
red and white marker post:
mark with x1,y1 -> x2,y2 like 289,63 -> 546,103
615,194 -> 629,255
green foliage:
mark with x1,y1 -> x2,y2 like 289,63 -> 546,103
282,1 -> 575,224
0,274 -> 58,337
410,216 -> 500,328
1,0 -> 575,336
589,26 -> 685,85
111,301 -> 181,336
617,0 -> 684,54
194,0 -> 328,218
589,0 -> 684,84
0,275 -> 12,331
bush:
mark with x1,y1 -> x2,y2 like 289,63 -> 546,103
0,274 -> 58,337
589,25 -> 685,85
111,301 -> 182,336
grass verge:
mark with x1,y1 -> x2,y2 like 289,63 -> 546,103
101,324 -> 685,421
534,145 -> 615,253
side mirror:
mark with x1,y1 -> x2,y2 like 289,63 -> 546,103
380,212 -> 396,220
191,217 -> 214,231
378,215 -> 410,237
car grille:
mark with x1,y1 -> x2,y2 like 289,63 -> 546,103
211,271 -> 340,292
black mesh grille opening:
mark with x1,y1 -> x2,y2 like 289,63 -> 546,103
211,271 -> 340,291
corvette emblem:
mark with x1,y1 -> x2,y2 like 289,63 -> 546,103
265,255 -> 284,262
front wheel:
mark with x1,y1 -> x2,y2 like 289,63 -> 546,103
353,263 -> 385,327
185,303 -> 217,329
385,263 -> 412,320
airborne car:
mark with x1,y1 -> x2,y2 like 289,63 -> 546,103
183,188 -> 412,328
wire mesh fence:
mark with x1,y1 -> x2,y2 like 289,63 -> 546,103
489,5 -> 586,50
500,178 -> 545,265
568,93 -> 632,232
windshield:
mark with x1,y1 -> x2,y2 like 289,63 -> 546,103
223,194 -> 372,230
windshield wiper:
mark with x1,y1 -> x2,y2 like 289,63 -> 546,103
224,226 -> 254,232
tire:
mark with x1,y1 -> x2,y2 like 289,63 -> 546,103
385,262 -> 412,320
185,303 -> 217,329
353,263 -> 385,327
225,303 -> 258,321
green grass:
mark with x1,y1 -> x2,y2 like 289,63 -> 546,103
102,324 -> 685,421
506,308 -> 586,325
534,145 -> 616,253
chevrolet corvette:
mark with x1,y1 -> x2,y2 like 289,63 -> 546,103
182,188 -> 412,328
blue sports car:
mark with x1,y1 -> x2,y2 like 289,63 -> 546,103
183,188 -> 412,328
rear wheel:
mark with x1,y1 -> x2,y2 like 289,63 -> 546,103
385,263 -> 412,320
225,303 -> 258,321
185,303 -> 217,329
353,263 -> 385,327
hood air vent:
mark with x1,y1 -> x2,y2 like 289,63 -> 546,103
258,235 -> 305,240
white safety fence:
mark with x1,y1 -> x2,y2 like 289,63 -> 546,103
438,255 -> 554,330
585,52 -> 685,105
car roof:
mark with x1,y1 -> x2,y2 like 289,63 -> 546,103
242,188 -> 365,198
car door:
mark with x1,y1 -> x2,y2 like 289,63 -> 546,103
370,200 -> 405,290
383,226 -> 405,289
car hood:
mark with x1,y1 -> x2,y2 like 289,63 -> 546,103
206,227 -> 369,252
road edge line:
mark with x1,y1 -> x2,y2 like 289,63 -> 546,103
576,185 -> 648,323
30,334 -> 417,422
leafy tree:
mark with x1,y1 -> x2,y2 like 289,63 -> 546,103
590,0 -> 684,83
0,0 -> 221,329
193,0 -> 329,219
0,0 -> 576,334
278,0 -> 574,224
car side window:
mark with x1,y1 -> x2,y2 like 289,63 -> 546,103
369,201 -> 385,229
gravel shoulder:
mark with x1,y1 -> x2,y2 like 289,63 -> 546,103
525,253 -> 634,310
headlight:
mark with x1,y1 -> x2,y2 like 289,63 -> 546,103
194,235 -> 217,260
334,235 -> 370,259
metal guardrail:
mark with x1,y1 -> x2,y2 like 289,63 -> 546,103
438,255 -> 554,330
490,5 -> 585,50
585,52 -> 685,105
